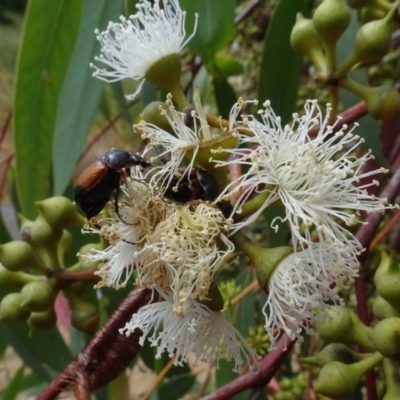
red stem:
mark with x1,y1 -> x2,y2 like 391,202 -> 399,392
37,288 -> 151,400
200,334 -> 296,400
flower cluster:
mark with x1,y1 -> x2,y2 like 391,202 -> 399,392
81,166 -> 257,370
88,0 -> 394,370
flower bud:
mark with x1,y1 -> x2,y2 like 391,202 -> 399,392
382,358 -> 400,400
0,241 -> 41,272
141,101 -> 172,132
28,307 -> 57,333
74,242 -> 103,271
336,9 -> 395,78
20,280 -> 56,312
290,14 -> 327,73
346,0 -> 377,8
18,214 -> 34,241
372,296 -> 400,320
317,306 -> 373,349
365,85 -> 400,120
339,79 -> 400,119
315,352 -> 384,399
301,343 -> 369,367
374,252 -> 400,309
371,317 -> 400,360
28,216 -> 63,269
68,294 -> 99,334
29,215 -> 63,249
313,0 -> 351,45
0,264 -> 38,288
0,293 -> 30,322
35,196 -> 85,228
360,6 -> 386,23
353,8 -> 396,64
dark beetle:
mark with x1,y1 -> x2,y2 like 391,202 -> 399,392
74,149 -> 151,220
163,168 -> 218,203
163,168 -> 233,217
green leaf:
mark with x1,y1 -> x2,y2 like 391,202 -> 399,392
2,365 -> 25,400
235,269 -> 256,337
213,54 -> 244,79
0,210 -> 12,244
53,0 -> 123,196
212,77 -> 237,119
258,0 -> 307,125
13,0 -> 83,218
0,323 -> 72,380
158,372 -> 195,400
180,0 -> 235,61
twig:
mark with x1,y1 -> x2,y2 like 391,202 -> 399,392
37,288 -> 151,400
200,334 -> 296,400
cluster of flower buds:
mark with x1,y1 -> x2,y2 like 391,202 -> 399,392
0,197 -> 101,334
298,252 -> 400,399
290,0 -> 400,119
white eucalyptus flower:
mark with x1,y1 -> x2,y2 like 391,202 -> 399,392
81,173 -> 170,289
136,92 -> 243,192
91,0 -> 197,99
121,288 -> 257,371
144,202 -> 234,306
216,100 -> 389,256
263,243 -> 357,349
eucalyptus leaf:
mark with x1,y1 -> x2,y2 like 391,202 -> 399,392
258,0 -> 308,125
14,0 -> 82,217
53,0 -> 123,196
180,0 -> 235,62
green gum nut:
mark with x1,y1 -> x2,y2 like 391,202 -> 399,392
68,294 -> 99,334
20,280 -> 56,312
0,292 -> 30,322
347,0 -> 376,8
290,13 -> 327,73
372,296 -> 400,320
35,196 -> 85,228
366,85 -> 400,120
141,101 -> 172,132
71,242 -> 104,271
28,307 -> 57,334
371,318 -> 400,360
0,264 -> 39,288
382,358 -> 400,400
317,306 -> 373,349
374,252 -> 400,311
315,352 -> 384,399
340,79 -> 400,119
313,0 -> 351,45
28,216 -> 64,270
300,343 -> 369,367
360,6 -> 387,22
29,215 -> 63,249
353,8 -> 396,64
0,241 -> 41,272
